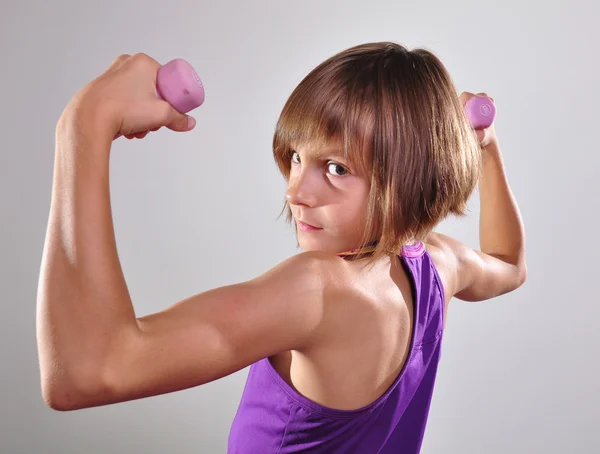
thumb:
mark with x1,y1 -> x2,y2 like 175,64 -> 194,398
476,128 -> 485,144
166,111 -> 196,132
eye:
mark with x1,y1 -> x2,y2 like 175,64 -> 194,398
327,162 -> 348,176
290,150 -> 349,177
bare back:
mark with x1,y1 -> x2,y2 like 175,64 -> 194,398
269,241 -> 452,411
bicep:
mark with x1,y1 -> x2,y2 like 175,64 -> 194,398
89,253 -> 328,408
429,232 -> 527,302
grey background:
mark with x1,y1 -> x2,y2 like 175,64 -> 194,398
1,0 -> 598,452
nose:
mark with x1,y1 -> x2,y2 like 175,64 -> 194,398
286,169 -> 320,207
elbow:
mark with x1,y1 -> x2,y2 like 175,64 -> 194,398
521,261 -> 528,282
42,383 -> 82,411
42,381 -> 107,412
41,366 -> 107,411
517,263 -> 528,288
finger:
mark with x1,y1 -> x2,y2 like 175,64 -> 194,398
165,112 -> 196,132
476,129 -> 485,144
476,92 -> 494,102
124,131 -> 150,139
459,91 -> 474,106
154,103 -> 195,132
478,93 -> 494,103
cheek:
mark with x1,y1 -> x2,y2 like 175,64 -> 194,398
344,190 -> 371,227
333,203 -> 367,229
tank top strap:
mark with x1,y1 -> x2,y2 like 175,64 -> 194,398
335,241 -> 426,259
400,241 -> 426,258
399,241 -> 445,348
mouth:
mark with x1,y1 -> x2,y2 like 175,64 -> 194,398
296,220 -> 323,231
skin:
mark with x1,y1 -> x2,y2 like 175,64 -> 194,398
286,140 -> 378,255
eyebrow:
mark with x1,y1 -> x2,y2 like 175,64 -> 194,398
292,145 -> 346,160
315,149 -> 345,160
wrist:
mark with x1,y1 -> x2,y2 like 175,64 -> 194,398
57,98 -> 117,142
483,139 -> 501,155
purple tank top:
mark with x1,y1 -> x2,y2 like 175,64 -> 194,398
228,242 -> 445,453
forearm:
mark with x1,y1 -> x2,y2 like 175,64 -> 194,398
478,142 -> 527,271
36,111 -> 137,396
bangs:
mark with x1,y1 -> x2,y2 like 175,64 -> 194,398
272,65 -> 376,177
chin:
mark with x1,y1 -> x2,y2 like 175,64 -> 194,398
297,240 -> 320,253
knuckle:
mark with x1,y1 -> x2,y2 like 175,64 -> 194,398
131,53 -> 151,66
110,54 -> 130,67
132,52 -> 160,69
115,54 -> 131,64
459,91 -> 474,105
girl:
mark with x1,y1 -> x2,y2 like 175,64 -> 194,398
37,42 -> 527,453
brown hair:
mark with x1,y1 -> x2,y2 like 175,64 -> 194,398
272,42 -> 482,269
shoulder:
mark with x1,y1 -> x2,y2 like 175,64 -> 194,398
268,251 -> 344,282
282,250 -> 349,274
278,251 -> 351,295
255,251 -> 350,315
275,250 -> 358,309
258,251 -> 351,349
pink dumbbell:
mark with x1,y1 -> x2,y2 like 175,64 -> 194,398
114,58 -> 205,139
464,95 -> 496,130
156,58 -> 205,113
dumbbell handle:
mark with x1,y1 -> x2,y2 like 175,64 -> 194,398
114,58 -> 205,140
464,95 -> 496,130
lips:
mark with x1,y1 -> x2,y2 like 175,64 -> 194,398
296,219 -> 323,230
299,220 -> 321,229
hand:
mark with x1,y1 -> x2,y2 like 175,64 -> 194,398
61,53 -> 196,141
459,92 -> 498,149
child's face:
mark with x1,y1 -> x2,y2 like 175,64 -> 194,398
286,141 -> 372,254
